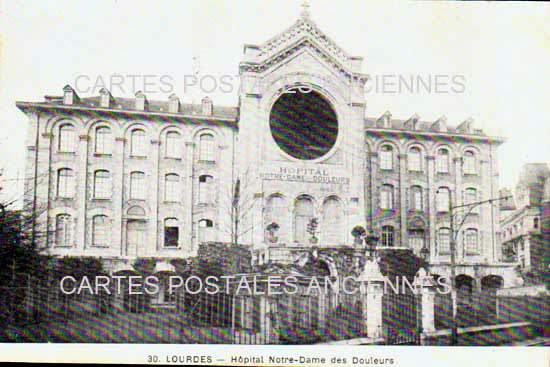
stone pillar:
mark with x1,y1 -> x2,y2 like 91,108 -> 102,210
114,137 -> 125,257
38,132 -> 53,248
148,139 -> 160,256
398,154 -> 407,246
185,142 -> 195,252
365,280 -> 384,339
76,134 -> 89,252
426,156 -> 436,262
420,287 -> 436,333
453,157 -> 463,262
368,152 -> 378,231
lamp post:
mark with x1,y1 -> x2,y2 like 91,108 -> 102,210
441,190 -> 511,345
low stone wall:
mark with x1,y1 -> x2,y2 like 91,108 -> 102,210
422,322 -> 539,346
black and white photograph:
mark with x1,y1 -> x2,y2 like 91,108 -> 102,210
0,0 -> 548,365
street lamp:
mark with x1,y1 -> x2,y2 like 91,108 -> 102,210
438,188 -> 511,345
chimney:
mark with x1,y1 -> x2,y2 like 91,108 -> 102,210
135,91 -> 148,111
377,110 -> 392,128
99,88 -> 114,108
404,113 -> 420,131
63,84 -> 80,105
431,115 -> 447,132
201,96 -> 213,116
457,117 -> 474,134
168,93 -> 180,113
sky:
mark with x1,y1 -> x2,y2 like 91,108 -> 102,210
1,0 -> 549,206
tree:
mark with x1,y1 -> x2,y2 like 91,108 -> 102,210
0,168 -> 50,286
220,165 -> 262,245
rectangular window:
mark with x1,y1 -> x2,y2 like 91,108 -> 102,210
59,125 -> 75,153
411,187 -> 423,211
92,216 -> 109,247
165,174 -> 180,202
164,219 -> 179,248
94,171 -> 110,199
55,214 -> 72,247
95,127 -> 112,154
57,169 -> 75,198
380,185 -> 393,210
199,175 -> 213,204
380,149 -> 392,170
130,172 -> 147,200
465,230 -> 478,254
436,189 -> 450,212
131,130 -> 148,157
438,229 -> 450,253
199,134 -> 215,162
165,132 -> 180,158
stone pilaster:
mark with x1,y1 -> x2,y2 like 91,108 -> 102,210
426,155 -> 436,262
76,134 -> 89,252
148,139 -> 160,255
114,137 -> 125,257
398,153 -> 407,246
185,142 -> 195,252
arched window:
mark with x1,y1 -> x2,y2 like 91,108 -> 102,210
165,131 -> 181,158
463,151 -> 476,175
95,126 -> 112,154
130,129 -> 147,157
92,215 -> 110,247
57,168 -> 75,198
465,188 -> 477,206
408,147 -> 422,172
94,170 -> 110,199
381,226 -> 395,247
465,228 -> 478,254
198,175 -> 213,203
199,133 -> 215,162
438,227 -> 451,253
380,145 -> 393,170
436,148 -> 449,173
130,171 -> 146,200
410,185 -> 423,211
55,214 -> 72,247
294,197 -> 314,244
164,174 -> 180,202
322,197 -> 344,245
198,219 -> 214,243
380,184 -> 394,210
436,187 -> 450,212
164,218 -> 179,247
266,195 -> 286,237
58,124 -> 75,153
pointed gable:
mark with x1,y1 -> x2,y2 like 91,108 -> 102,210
240,8 -> 366,82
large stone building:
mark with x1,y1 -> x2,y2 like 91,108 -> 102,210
16,8 -> 519,286
500,163 -> 550,272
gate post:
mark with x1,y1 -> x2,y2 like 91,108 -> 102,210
420,286 -> 436,333
365,281 -> 384,339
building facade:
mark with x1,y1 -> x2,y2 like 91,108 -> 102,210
17,9 -> 519,286
500,163 -> 550,272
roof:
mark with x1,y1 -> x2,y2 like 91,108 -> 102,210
17,92 -> 239,122
364,116 -> 505,143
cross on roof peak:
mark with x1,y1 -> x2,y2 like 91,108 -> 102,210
300,0 -> 310,19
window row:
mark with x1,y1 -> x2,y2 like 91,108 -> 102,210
56,124 -> 216,162
378,185 -> 479,212
56,169 -> 215,203
54,214 -> 215,248
379,145 -> 477,174
437,227 -> 479,254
